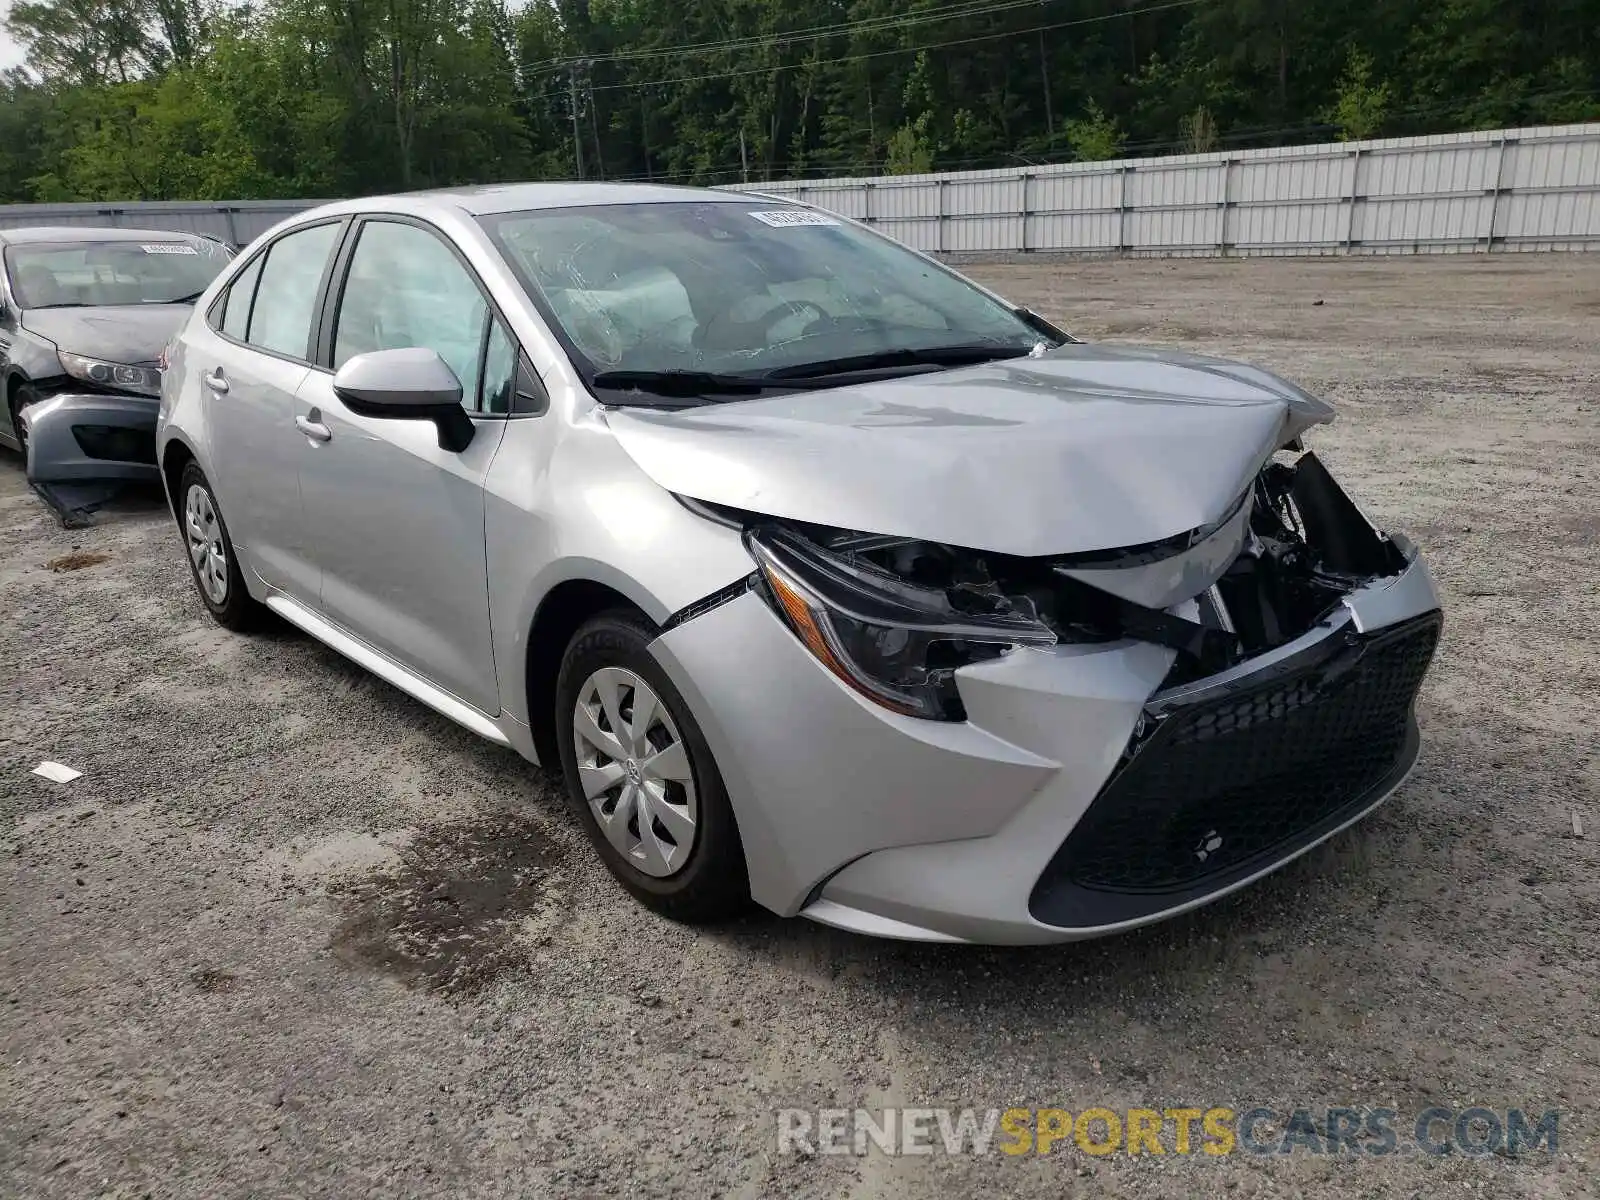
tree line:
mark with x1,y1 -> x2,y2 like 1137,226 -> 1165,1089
1,0 -> 1596,204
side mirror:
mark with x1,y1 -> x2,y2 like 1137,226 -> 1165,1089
333,347 -> 474,453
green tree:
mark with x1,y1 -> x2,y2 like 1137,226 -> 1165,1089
1324,47 -> 1391,140
1065,100 -> 1124,161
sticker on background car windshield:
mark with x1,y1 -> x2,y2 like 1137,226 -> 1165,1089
748,210 -> 842,228
141,243 -> 200,255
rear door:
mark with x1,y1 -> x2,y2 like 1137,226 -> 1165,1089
292,216 -> 509,714
196,219 -> 345,601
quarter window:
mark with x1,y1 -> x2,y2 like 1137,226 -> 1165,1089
482,316 -> 518,415
220,255 -> 264,340
248,222 -> 340,359
333,221 -> 487,408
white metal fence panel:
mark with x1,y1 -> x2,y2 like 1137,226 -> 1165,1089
735,123 -> 1600,256
1,124 -> 1595,257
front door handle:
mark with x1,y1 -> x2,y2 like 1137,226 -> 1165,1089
295,415 -> 332,443
202,368 -> 229,394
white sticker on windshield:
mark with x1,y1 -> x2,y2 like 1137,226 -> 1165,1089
141,243 -> 199,255
748,210 -> 841,228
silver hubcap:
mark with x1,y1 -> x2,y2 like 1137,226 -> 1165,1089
184,483 -> 228,605
572,666 -> 697,878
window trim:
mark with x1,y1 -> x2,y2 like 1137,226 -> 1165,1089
205,216 -> 352,370
316,213 -> 545,421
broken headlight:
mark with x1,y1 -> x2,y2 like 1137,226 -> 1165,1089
746,526 -> 1056,720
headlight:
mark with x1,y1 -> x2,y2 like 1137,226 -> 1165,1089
58,351 -> 162,397
746,526 -> 1056,720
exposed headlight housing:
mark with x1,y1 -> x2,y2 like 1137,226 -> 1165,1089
746,526 -> 1057,720
58,351 -> 163,398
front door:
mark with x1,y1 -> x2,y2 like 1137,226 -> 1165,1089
292,218 -> 509,715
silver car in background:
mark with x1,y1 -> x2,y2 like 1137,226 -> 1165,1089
155,184 -> 1442,944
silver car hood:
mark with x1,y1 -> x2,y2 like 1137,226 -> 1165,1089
604,343 -> 1334,559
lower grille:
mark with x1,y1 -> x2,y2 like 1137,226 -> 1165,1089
1034,613 -> 1440,907
72,424 -> 157,464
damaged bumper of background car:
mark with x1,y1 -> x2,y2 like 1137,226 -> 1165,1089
21,392 -> 161,525
650,448 -> 1442,945
22,391 -> 160,484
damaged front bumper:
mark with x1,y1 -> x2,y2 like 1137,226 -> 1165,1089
651,441 -> 1443,943
654,543 -> 1439,943
21,392 -> 161,525
22,391 -> 160,484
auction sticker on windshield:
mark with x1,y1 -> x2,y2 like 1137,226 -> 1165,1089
141,244 -> 200,255
748,210 -> 842,228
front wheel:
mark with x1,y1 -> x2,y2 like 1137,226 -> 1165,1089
555,610 -> 749,922
177,462 -> 262,631
8,383 -> 38,462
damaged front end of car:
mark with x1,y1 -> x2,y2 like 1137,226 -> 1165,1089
739,448 -> 1428,716
717,447 -> 1441,933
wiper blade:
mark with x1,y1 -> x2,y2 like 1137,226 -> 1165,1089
159,290 -> 207,305
764,342 -> 1036,381
591,368 -> 772,398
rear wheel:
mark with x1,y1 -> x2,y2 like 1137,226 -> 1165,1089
555,610 -> 749,921
177,461 -> 262,631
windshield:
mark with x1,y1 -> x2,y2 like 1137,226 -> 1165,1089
480,202 -> 1051,390
5,237 -> 232,309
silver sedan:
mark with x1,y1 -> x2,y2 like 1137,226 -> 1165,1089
155,184 -> 1442,944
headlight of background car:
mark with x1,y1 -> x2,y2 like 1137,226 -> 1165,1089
58,351 -> 163,398
746,526 -> 1056,720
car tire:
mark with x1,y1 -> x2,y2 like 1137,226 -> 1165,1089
177,461 -> 262,632
555,610 -> 750,922
8,383 -> 37,462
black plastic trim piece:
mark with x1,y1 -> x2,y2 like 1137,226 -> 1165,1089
1028,611 -> 1441,928
660,574 -> 759,632
1028,720 -> 1421,930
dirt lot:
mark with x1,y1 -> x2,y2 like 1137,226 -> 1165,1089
2,255 -> 1597,1199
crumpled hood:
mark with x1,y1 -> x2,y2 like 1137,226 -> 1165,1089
604,343 -> 1334,558
22,304 -> 192,366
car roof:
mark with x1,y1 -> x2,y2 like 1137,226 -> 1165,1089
0,225 -> 216,245
331,181 -> 753,218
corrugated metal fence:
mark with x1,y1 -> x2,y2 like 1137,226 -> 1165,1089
2,123 -> 1596,257
734,122 -> 1600,257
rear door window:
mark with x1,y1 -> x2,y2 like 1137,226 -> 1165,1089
247,223 -> 340,360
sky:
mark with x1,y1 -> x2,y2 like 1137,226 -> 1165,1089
0,0 -> 21,71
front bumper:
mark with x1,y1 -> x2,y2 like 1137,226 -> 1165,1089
651,543 -> 1441,945
22,392 -> 160,484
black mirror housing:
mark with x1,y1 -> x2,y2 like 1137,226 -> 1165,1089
333,347 -> 474,452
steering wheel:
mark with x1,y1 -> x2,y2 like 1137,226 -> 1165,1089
696,299 -> 830,351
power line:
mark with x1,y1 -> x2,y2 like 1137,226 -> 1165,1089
526,0 -> 1083,74
550,0 -> 1212,96
586,83 -> 1600,186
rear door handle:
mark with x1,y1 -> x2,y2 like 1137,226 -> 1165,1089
295,415 -> 332,443
203,369 -> 229,394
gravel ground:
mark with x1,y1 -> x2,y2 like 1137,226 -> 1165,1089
2,254 -> 1597,1199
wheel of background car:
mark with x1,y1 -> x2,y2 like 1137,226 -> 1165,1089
177,462 -> 262,632
8,383 -> 38,460
555,610 -> 749,921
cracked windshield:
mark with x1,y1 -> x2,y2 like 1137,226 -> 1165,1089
481,202 -> 1049,390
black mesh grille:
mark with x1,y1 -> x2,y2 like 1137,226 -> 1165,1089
1043,614 -> 1440,896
